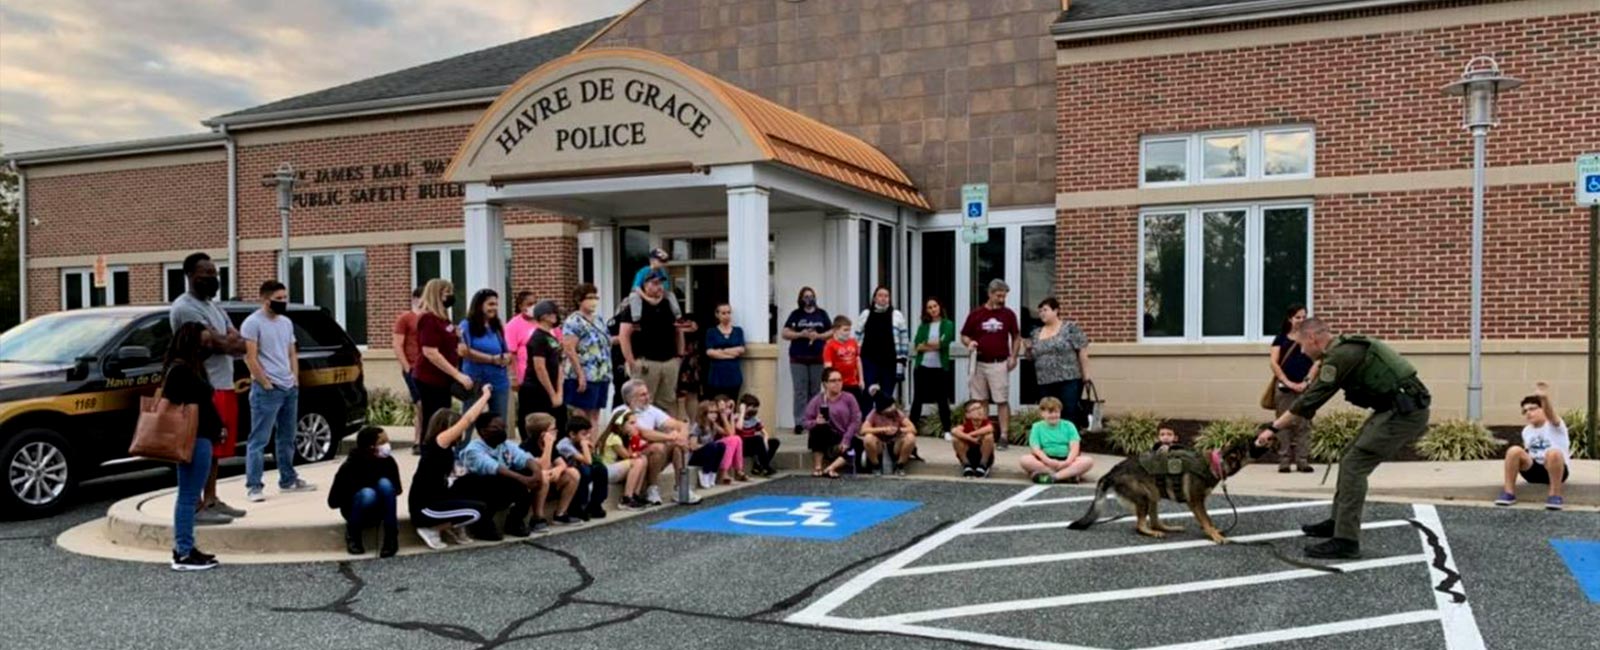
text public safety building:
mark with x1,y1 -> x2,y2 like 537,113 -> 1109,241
8,0 -> 1597,427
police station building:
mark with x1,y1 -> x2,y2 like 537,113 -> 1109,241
9,0 -> 1597,427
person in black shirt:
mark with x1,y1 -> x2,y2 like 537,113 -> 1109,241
408,386 -> 493,550
1268,305 -> 1319,473
164,322 -> 224,571
618,273 -> 685,413
328,427 -> 403,557
518,300 -> 567,441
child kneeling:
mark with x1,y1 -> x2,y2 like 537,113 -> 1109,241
1019,397 -> 1094,484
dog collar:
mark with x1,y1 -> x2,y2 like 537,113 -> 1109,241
1209,449 -> 1224,480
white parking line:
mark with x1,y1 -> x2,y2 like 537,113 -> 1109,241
864,553 -> 1429,625
785,485 -> 1048,626
892,519 -> 1413,577
1138,610 -> 1443,650
966,500 -> 1333,535
1412,504 -> 1487,650
1016,495 -> 1096,507
820,614 -> 1106,650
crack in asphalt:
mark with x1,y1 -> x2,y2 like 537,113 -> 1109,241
1406,519 -> 1469,604
271,522 -> 1013,650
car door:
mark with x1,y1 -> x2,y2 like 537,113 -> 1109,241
95,315 -> 172,464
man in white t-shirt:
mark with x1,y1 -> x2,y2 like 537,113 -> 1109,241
618,379 -> 700,505
1495,385 -> 1570,511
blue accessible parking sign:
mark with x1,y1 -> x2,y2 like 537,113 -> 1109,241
652,496 -> 919,541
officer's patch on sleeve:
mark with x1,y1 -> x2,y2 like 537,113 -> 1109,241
1318,364 -> 1338,383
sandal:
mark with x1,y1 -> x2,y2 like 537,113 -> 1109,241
826,470 -> 841,479
812,469 -> 825,477
734,471 -> 749,482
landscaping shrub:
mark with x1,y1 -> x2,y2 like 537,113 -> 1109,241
1007,408 -> 1041,445
1562,409 -> 1591,460
367,387 -> 414,427
1416,419 -> 1500,461
1105,411 -> 1162,455
1309,410 -> 1366,463
1194,418 -> 1258,451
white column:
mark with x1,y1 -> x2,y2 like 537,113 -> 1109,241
727,185 -> 771,343
463,200 -> 505,297
822,211 -> 863,318
591,222 -> 619,313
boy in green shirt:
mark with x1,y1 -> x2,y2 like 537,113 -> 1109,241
1020,397 -> 1095,484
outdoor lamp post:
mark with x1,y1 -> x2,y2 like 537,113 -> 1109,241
1442,56 -> 1521,422
262,163 -> 296,283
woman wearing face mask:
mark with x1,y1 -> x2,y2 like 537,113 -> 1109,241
459,289 -> 512,420
563,283 -> 612,428
413,279 -> 474,423
327,427 -> 404,557
781,287 -> 832,435
854,285 -> 910,402
505,290 -> 539,403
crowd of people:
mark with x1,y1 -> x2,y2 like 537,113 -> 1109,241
160,248 -> 1573,572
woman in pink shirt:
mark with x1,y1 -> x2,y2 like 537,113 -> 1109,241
506,291 -> 539,391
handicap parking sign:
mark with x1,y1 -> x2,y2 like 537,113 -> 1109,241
653,496 -> 919,541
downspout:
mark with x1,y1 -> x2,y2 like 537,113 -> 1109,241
12,160 -> 25,321
222,125 -> 238,298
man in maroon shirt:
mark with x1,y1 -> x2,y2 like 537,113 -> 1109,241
961,279 -> 1020,449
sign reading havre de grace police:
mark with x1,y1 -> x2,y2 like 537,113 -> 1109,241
493,76 -> 715,155
652,496 -> 920,541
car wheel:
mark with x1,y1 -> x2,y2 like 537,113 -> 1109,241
294,411 -> 336,464
2,428 -> 76,517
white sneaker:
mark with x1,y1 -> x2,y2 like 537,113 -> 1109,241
699,471 -> 716,489
677,489 -> 702,505
246,488 -> 265,503
646,486 -> 663,506
280,479 -> 317,493
441,526 -> 474,546
942,431 -> 953,441
415,526 -> 446,550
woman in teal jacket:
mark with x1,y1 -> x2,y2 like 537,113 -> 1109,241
909,297 -> 957,435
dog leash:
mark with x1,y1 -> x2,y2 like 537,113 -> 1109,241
1219,480 -> 1345,574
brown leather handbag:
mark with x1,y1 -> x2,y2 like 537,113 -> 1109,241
1261,342 -> 1300,410
128,371 -> 199,464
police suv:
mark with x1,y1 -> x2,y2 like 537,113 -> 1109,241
0,303 -> 368,516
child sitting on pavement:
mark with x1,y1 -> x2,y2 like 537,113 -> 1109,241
522,413 -> 582,526
1019,397 -> 1094,484
1495,382 -> 1570,511
737,394 -> 781,477
689,401 -> 733,488
949,399 -> 996,478
327,426 -> 403,557
555,415 -> 606,522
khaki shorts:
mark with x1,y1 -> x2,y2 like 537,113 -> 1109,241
968,361 -> 1010,404
637,358 -> 681,413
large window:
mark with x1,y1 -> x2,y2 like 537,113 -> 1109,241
288,250 -> 367,344
967,228 -> 1005,314
412,243 -> 513,323
1139,203 -> 1311,341
163,262 -> 232,303
61,267 -> 129,310
1141,126 -> 1314,187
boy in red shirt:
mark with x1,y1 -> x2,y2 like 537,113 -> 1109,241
823,315 -> 867,412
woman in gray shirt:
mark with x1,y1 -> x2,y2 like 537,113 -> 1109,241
1028,298 -> 1090,429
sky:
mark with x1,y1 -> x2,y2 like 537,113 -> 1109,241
0,0 -> 636,154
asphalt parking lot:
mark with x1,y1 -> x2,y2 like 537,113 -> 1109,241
2,473 -> 1596,650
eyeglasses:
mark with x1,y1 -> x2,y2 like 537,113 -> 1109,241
1521,406 -> 1539,414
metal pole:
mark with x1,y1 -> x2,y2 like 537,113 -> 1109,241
1588,202 -> 1598,456
1467,126 -> 1487,421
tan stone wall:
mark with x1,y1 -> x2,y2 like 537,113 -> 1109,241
1088,341 -> 1595,427
588,0 -> 1061,211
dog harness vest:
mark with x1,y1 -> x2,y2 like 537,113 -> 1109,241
1136,448 -> 1219,502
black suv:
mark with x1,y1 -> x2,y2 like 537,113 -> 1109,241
0,302 -> 368,516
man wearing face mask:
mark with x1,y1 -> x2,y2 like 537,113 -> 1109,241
242,280 -> 316,502
454,414 -> 547,539
169,252 -> 248,524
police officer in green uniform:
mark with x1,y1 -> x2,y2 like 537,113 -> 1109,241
1256,317 -> 1431,560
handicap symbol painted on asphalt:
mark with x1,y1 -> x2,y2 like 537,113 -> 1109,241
653,496 -> 919,541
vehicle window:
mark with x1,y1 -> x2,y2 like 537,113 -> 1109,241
119,317 -> 172,361
0,312 -> 142,364
288,311 -> 352,349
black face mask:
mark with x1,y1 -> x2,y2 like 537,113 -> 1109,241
481,428 -> 507,448
268,300 -> 288,315
193,276 -> 220,299
443,295 -> 456,309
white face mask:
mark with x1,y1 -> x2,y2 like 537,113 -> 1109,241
376,443 -> 392,458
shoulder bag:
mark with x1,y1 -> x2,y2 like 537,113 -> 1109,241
128,370 -> 199,464
1260,341 -> 1300,410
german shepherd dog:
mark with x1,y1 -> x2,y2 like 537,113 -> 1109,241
1067,443 -> 1260,544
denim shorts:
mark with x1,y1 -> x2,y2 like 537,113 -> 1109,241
402,373 -> 421,403
563,377 -> 610,411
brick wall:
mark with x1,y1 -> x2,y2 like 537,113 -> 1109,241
591,0 -> 1061,211
1056,9 -> 1600,193
1056,6 -> 1598,343
26,160 -> 228,257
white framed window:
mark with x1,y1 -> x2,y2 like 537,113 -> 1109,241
61,266 -> 130,310
1140,126 -> 1314,187
162,261 -> 232,303
1138,202 -> 1313,342
411,243 -> 513,323
287,249 -> 367,345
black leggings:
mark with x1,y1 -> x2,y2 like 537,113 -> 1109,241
418,380 -> 454,425
741,436 -> 782,471
449,474 -> 534,529
411,499 -> 488,528
910,365 -> 952,433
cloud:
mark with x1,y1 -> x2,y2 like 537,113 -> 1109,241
0,0 -> 633,153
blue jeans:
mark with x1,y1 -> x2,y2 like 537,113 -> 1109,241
574,463 -> 608,514
468,367 -> 510,420
340,478 -> 398,533
247,384 -> 300,490
174,437 -> 214,556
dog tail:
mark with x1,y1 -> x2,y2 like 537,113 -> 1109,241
1066,472 -> 1114,530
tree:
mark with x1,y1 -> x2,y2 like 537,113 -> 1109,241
0,143 -> 18,332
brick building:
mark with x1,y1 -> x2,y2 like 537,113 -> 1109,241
8,0 -> 1597,427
